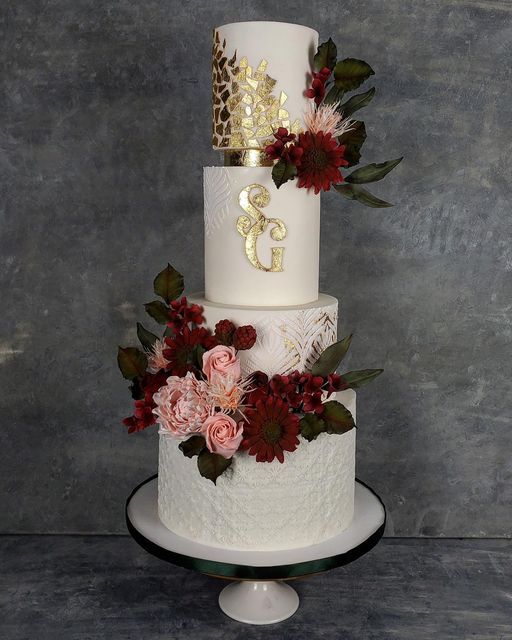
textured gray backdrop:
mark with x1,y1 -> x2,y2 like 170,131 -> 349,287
1,0 -> 511,535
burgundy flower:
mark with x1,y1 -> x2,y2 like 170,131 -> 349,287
163,326 -> 214,376
123,370 -> 169,433
327,373 -> 349,394
295,131 -> 349,194
242,397 -> 300,463
274,127 -> 296,144
305,67 -> 331,106
167,296 -> 205,334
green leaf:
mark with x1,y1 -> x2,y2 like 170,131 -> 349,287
197,450 -> 232,484
322,400 -> 356,434
338,87 -> 375,118
338,121 -> 366,167
144,300 -> 170,324
334,184 -> 393,208
311,335 -> 353,376
153,263 -> 184,304
136,322 -> 159,352
194,344 -> 206,370
129,377 -> 144,400
334,58 -> 375,92
271,158 -> 297,189
346,157 -> 403,184
179,435 -> 206,458
343,369 -> 384,389
314,38 -> 337,71
300,413 -> 327,442
324,85 -> 344,105
117,346 -> 148,380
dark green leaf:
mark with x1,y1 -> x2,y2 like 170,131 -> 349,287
117,346 -> 148,380
136,322 -> 159,352
300,413 -> 326,442
324,85 -> 344,105
334,58 -> 375,91
338,121 -> 366,167
314,38 -> 337,71
311,335 -> 353,376
179,435 -> 206,458
153,263 -> 184,304
334,184 -> 393,208
271,158 -> 297,189
343,369 -> 384,389
197,450 -> 232,484
346,157 -> 403,184
194,344 -> 206,370
322,400 -> 356,434
129,377 -> 144,400
338,87 -> 375,118
144,300 -> 170,324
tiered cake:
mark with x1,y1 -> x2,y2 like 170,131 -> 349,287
157,22 -> 357,551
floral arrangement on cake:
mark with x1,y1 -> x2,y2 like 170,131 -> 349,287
118,264 -> 383,483
267,37 -> 402,206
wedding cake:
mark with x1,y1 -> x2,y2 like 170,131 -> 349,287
118,21 -> 398,552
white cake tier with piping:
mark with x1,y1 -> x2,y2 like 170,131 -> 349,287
212,21 -> 318,150
204,166 -> 320,306
189,293 -> 337,378
158,389 -> 356,551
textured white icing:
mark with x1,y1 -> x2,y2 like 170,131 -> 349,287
203,166 -> 320,307
158,390 -> 356,551
214,22 -> 318,147
204,167 -> 231,238
189,293 -> 338,378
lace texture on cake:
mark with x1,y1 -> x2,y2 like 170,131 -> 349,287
158,425 -> 355,551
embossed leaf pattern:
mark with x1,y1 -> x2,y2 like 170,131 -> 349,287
204,167 -> 231,238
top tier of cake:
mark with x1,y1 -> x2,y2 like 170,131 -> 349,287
212,22 -> 318,153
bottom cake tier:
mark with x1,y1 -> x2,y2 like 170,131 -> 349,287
158,389 -> 356,551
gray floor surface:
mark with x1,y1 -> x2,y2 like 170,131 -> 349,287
1,536 -> 510,639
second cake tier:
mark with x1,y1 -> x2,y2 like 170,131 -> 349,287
189,293 -> 338,378
204,166 -> 320,307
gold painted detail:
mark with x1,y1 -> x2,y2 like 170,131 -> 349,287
224,149 -> 274,167
237,184 -> 286,272
212,30 -> 302,150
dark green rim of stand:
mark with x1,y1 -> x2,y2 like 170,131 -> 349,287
125,474 -> 386,581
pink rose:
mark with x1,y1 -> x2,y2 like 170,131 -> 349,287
203,413 -> 243,459
202,345 -> 241,383
152,372 -> 212,438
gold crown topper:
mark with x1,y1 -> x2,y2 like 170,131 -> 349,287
212,30 -> 302,150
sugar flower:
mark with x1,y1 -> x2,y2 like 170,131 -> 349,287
303,101 -> 354,138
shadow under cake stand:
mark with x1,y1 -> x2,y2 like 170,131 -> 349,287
126,475 -> 386,625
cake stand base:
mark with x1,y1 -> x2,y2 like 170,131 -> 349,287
218,580 -> 299,624
126,475 -> 385,625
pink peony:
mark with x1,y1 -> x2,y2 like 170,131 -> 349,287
203,413 -> 243,459
202,345 -> 241,383
152,372 -> 212,438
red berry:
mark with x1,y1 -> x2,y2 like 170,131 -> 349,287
233,325 -> 257,350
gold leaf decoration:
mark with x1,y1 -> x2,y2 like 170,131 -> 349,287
212,30 -> 302,150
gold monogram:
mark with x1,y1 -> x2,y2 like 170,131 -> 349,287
237,184 -> 286,272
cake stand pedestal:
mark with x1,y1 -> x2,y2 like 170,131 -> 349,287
126,475 -> 385,625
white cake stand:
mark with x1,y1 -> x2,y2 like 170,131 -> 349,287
126,475 -> 385,625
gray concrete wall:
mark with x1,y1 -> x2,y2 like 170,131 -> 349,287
1,0 -> 510,535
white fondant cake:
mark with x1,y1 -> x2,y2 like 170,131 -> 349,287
158,390 -> 356,551
189,293 -> 337,378
156,22 -> 358,553
204,166 -> 320,306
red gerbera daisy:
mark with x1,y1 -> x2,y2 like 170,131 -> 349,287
242,397 -> 300,463
294,131 -> 349,194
